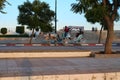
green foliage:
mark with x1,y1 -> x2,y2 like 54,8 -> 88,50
0,34 -> 29,37
85,6 -> 106,23
0,0 -> 10,13
17,0 -> 55,32
16,26 -> 25,34
35,28 -> 39,32
1,27 -> 7,35
71,0 -> 120,24
71,0 -> 120,54
0,0 -> 6,13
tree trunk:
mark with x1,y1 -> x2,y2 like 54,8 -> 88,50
29,28 -> 35,44
104,23 -> 114,54
98,25 -> 103,43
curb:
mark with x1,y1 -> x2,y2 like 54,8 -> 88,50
0,43 -> 119,47
0,43 -> 104,47
0,51 -> 91,58
81,43 -> 104,46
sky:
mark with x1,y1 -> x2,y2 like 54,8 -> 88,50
0,0 -> 120,32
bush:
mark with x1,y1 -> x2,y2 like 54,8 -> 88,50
16,26 -> 25,34
1,28 -> 7,35
0,34 -> 29,37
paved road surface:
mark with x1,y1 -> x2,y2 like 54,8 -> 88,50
0,46 -> 119,52
0,57 -> 120,77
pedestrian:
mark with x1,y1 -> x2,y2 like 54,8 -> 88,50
56,33 -> 62,42
64,26 -> 70,38
74,31 -> 84,42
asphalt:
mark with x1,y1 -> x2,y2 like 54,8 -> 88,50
0,38 -> 119,78
0,57 -> 120,77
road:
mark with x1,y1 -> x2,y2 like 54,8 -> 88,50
0,46 -> 119,52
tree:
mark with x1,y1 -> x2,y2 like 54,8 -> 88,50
17,0 -> 55,43
0,0 -> 10,14
71,0 -> 120,54
1,27 -> 7,35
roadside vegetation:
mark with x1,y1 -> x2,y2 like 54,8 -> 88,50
71,0 -> 120,54
0,0 -> 120,54
0,0 -> 10,14
0,26 -> 29,37
0,34 -> 29,37
17,0 -> 55,43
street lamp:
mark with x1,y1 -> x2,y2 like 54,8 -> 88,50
55,0 -> 57,33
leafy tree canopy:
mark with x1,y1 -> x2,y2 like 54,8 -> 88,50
17,0 -> 55,32
71,0 -> 120,24
71,0 -> 120,54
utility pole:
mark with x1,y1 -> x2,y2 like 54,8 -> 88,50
55,0 -> 57,33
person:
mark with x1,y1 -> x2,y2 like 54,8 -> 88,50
56,33 -> 62,42
39,32 -> 45,40
64,26 -> 70,38
74,31 -> 84,43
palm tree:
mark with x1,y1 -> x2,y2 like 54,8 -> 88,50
0,0 -> 10,14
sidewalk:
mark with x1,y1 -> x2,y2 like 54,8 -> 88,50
0,58 -> 120,80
